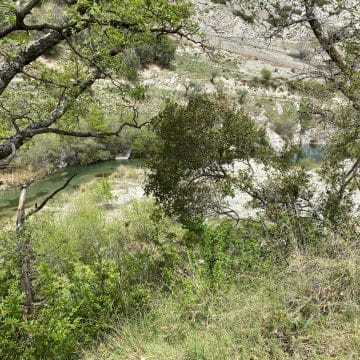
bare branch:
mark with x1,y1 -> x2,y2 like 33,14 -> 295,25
30,120 -> 150,138
26,173 -> 77,219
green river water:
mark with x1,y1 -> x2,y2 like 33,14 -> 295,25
0,159 -> 140,219
0,144 -> 325,220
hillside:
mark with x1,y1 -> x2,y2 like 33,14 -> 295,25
0,1 -> 359,359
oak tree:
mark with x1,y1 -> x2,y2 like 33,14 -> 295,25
0,0 -> 195,167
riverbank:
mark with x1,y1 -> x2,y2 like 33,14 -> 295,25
2,157 -> 358,224
0,167 -> 50,191
0,160 -> 142,219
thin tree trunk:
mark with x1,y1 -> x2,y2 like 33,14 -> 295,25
14,174 -> 77,314
16,183 -> 34,315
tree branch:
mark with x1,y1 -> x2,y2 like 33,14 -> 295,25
31,120 -> 150,138
0,0 -> 42,38
26,173 -> 77,219
0,67 -> 101,161
0,142 -> 16,169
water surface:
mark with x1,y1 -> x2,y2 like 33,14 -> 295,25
0,159 -> 140,218
297,144 -> 326,162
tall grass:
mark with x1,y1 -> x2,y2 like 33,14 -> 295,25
1,177 -> 360,359
84,254 -> 360,359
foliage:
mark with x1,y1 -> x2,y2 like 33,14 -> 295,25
298,100 -> 313,132
15,134 -> 113,170
85,253 -> 360,360
144,93 -> 359,249
251,68 -> 279,89
0,193 -> 175,358
235,0 -> 360,229
174,54 -> 238,81
186,221 -> 272,287
93,177 -> 116,201
288,79 -> 333,100
135,36 -> 177,70
1,1 -> 360,358
0,174 -> 275,358
0,0 -> 195,163
265,101 -> 298,141
145,95 -> 271,222
131,128 -> 159,158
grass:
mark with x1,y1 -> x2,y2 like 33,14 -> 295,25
0,167 -> 49,188
84,251 -> 360,359
174,54 -> 239,81
109,166 -> 143,180
296,157 -> 322,170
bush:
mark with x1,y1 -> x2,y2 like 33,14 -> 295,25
250,69 -> 279,89
135,37 -> 176,69
298,100 -> 313,132
0,188 -> 189,358
16,134 -> 113,170
288,79 -> 333,99
131,128 -> 159,158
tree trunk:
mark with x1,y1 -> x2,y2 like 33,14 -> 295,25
16,184 -> 34,315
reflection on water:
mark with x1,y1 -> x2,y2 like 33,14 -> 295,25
0,159 -> 141,218
297,143 -> 326,162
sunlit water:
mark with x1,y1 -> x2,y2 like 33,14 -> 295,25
0,159 -> 141,218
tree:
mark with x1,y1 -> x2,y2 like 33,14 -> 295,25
0,0 -> 195,319
145,0 -> 360,243
142,1 -> 359,256
145,95 -> 325,249
145,95 -> 272,223
224,0 -> 360,224
0,0 -> 195,167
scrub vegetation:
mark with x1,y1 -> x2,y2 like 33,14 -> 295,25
0,0 -> 359,359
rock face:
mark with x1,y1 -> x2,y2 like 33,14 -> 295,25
266,126 -> 285,152
136,0 -> 330,148
191,0 -> 313,76
115,150 -> 132,161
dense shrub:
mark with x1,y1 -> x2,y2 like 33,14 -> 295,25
131,128 -> 159,158
135,37 -> 176,69
16,134 -> 113,171
121,37 -> 177,80
0,180 -> 273,358
251,68 -> 279,89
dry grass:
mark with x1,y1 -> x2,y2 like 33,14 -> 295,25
109,166 -> 144,180
0,167 -> 48,188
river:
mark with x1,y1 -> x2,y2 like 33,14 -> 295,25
0,159 -> 141,219
0,144 -> 326,219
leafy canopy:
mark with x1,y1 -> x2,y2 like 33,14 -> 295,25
0,0 -> 195,164
145,95 -> 271,222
